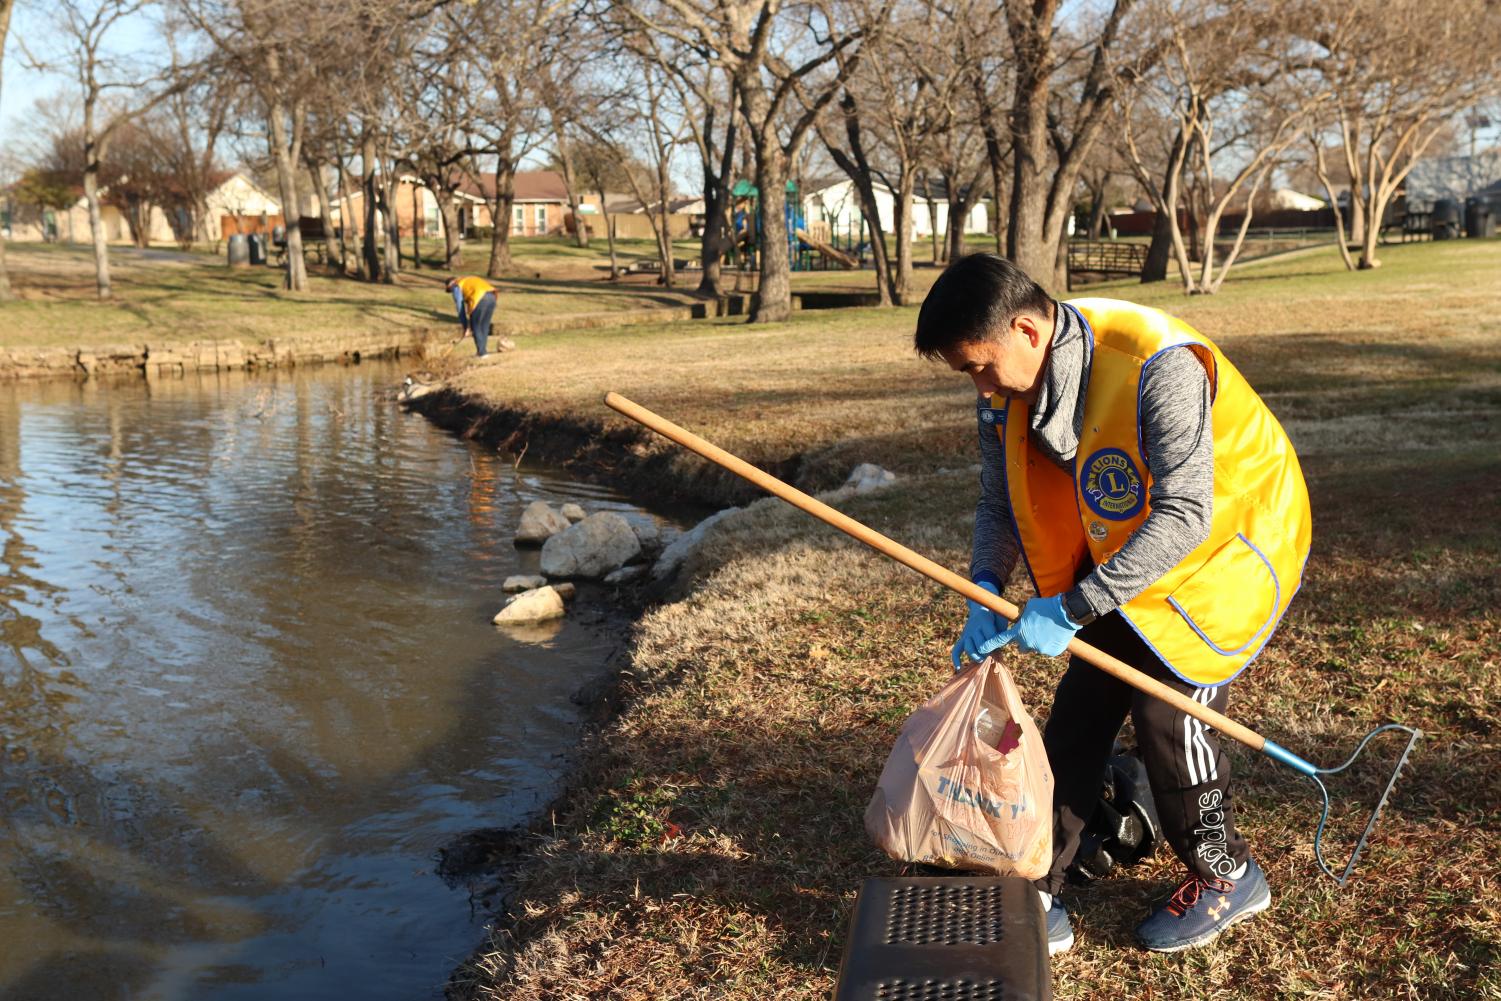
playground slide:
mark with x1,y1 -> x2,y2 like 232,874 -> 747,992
795,229 -> 858,269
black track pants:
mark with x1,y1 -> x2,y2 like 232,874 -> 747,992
1034,611 -> 1250,895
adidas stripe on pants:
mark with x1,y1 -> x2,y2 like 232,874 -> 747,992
1033,611 -> 1251,895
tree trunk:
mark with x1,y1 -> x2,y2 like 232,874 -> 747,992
123,199 -> 151,248
83,160 -> 112,300
410,183 -> 421,269
1305,137 -> 1353,272
554,127 -> 588,249
1141,209 -> 1173,282
1347,190 -> 1365,249
696,111 -> 736,298
0,0 -> 13,300
946,176 -> 981,263
697,196 -> 730,297
1006,43 -> 1054,283
1086,176 -> 1108,239
977,85 -> 1010,257
335,155 -> 351,275
361,135 -> 381,282
266,101 -> 307,292
599,183 -> 620,280
894,170 -> 916,305
436,187 -> 461,270
750,138 -> 792,323
379,170 -> 400,281
924,181 -> 942,264
306,155 -> 342,271
192,194 -> 211,245
825,146 -> 892,306
486,166 -> 515,278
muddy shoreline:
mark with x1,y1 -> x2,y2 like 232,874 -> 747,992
404,385 -> 810,511
408,385 -> 774,999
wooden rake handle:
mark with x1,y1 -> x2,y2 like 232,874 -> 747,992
605,391 -> 1273,755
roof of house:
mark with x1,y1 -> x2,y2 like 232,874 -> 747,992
615,195 -> 704,215
456,169 -> 575,203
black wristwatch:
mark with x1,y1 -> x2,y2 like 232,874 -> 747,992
1064,590 -> 1098,627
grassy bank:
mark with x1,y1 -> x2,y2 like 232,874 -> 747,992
430,239 -> 1500,1000
0,241 -> 708,350
0,237 -> 929,359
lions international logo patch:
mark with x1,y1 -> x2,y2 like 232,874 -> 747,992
1082,448 -> 1145,520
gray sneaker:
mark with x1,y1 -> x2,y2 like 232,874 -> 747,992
1135,859 -> 1272,953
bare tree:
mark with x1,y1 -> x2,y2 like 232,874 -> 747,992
572,61 -> 687,286
816,0 -> 950,306
624,0 -> 884,322
1003,0 -> 1142,287
0,0 -> 17,299
404,43 -> 479,273
573,138 -> 632,279
301,118 -> 346,271
460,0 -> 556,278
1308,0 -> 1500,270
180,0 -> 338,291
28,0 -> 192,298
816,88 -> 895,304
1118,0 -> 1326,293
658,53 -> 740,297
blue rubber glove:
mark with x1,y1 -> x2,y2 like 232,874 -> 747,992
979,594 -> 1082,658
952,579 -> 1005,671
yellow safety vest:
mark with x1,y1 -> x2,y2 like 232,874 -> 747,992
456,276 -> 497,314
991,297 -> 1312,686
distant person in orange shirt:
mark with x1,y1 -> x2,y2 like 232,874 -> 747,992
445,276 -> 498,357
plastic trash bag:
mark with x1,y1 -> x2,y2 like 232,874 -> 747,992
865,656 -> 1054,878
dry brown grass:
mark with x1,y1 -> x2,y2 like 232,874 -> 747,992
0,242 -> 706,349
444,240 -> 1501,1000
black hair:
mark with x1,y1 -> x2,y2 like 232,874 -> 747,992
913,253 -> 1054,359
445,276 -> 459,288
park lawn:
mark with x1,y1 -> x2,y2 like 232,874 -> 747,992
0,241 -> 706,350
446,238 -> 1501,1000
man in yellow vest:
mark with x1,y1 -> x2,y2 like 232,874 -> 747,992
915,254 -> 1311,955
445,275 -> 499,356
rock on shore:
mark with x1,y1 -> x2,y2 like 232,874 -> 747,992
540,512 -> 641,578
652,507 -> 741,579
516,501 -> 571,545
503,574 -> 548,593
845,463 -> 897,494
492,585 -> 566,624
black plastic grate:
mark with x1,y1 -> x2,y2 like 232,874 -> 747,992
875,978 -> 1008,1000
884,883 -> 1008,945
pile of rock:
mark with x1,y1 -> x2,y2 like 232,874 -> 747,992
495,499 -> 664,626
495,463 -> 896,625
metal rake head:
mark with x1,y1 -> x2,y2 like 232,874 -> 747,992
1302,724 -> 1422,887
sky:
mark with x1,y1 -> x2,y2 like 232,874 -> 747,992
0,4 -> 166,166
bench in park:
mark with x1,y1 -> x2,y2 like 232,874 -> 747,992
1067,241 -> 1149,285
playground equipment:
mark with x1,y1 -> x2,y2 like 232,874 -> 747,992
729,178 -> 875,273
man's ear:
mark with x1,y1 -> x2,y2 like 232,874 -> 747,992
1013,314 -> 1042,348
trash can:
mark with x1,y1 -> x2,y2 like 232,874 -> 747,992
227,233 -> 249,267
833,877 -> 1050,1001
248,233 -> 266,265
1465,198 -> 1494,238
1431,199 -> 1461,240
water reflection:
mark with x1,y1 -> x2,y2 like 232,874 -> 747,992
0,365 -> 660,1000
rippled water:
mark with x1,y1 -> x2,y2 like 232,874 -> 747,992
0,363 -> 664,1000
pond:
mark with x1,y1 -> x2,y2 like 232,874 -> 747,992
0,362 -> 664,1000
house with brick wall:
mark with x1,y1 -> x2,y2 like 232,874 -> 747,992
454,169 -> 610,237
